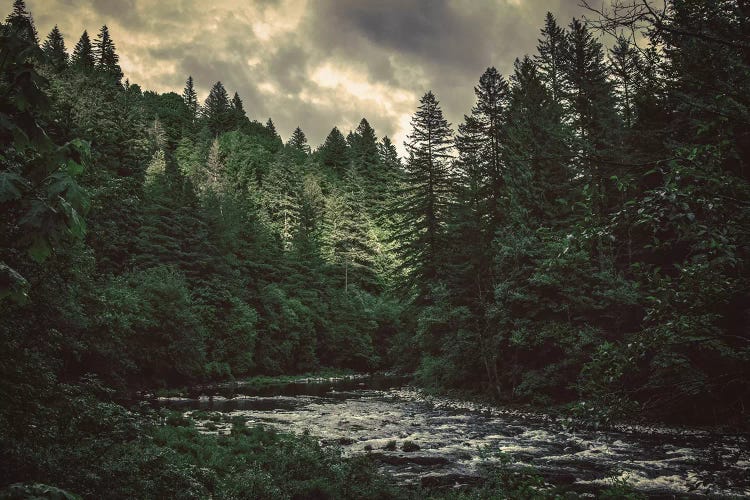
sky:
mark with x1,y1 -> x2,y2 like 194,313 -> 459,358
23,0 -> 596,155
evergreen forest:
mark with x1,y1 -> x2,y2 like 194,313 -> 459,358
1,0 -> 748,498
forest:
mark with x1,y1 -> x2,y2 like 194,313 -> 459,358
1,0 -> 748,498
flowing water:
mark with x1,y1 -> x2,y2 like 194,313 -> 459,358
157,374 -> 749,498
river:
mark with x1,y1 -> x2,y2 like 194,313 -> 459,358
157,374 -> 749,498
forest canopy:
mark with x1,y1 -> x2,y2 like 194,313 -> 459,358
1,0 -> 749,497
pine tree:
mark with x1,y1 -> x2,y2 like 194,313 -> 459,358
5,0 -> 38,45
41,26 -> 67,71
262,160 -> 301,249
293,175 -> 325,261
265,118 -> 278,137
93,25 -> 122,81
228,91 -> 247,130
609,36 -> 641,129
203,81 -> 231,135
323,168 -> 378,292
390,91 -> 454,295
182,76 -> 199,121
71,30 -> 95,69
350,118 -> 379,179
319,127 -> 349,174
505,56 -> 572,226
465,67 -> 509,232
288,126 -> 310,154
561,18 -> 621,216
378,136 -> 401,172
231,92 -> 245,115
536,12 -> 567,105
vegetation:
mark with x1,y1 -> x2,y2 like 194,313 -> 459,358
1,0 -> 748,497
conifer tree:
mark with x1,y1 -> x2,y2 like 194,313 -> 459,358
390,91 -> 454,294
288,126 -> 310,154
609,36 -> 641,129
265,118 -> 278,137
71,30 -> 95,69
350,118 -> 379,178
561,18 -> 621,216
182,76 -> 199,121
93,25 -> 122,81
229,92 -> 247,129
463,67 -> 509,232
42,26 -> 68,71
323,168 -> 378,292
231,92 -> 245,115
504,56 -> 572,226
5,0 -> 38,45
319,127 -> 349,174
378,136 -> 400,172
203,81 -> 231,135
536,12 -> 567,105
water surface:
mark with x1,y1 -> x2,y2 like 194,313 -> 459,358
158,375 -> 750,497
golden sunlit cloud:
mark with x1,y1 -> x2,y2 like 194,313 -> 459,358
25,0 -> 596,155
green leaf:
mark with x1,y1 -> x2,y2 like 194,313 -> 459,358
0,172 -> 25,202
28,235 -> 51,263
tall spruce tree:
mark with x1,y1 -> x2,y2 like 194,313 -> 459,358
182,76 -> 199,121
536,12 -> 567,105
5,0 -> 38,44
319,127 -> 350,174
323,168 -> 378,292
378,136 -> 401,172
71,30 -> 95,69
390,91 -> 454,296
265,118 -> 278,136
350,118 -> 379,179
203,81 -> 231,135
93,25 -> 122,81
503,56 -> 573,226
466,67 -> 509,232
561,18 -> 621,217
42,25 -> 68,71
609,36 -> 641,129
288,126 -> 310,154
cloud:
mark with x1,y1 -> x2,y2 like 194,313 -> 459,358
26,0 -> 597,155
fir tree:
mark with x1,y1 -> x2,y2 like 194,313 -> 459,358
378,136 -> 401,172
323,168 -> 378,292
42,25 -> 68,71
561,18 -> 621,216
5,0 -> 38,45
266,118 -> 278,136
466,66 -> 509,231
231,92 -> 245,115
203,81 -> 231,135
390,91 -> 454,295
536,12 -> 567,105
350,118 -> 379,178
319,127 -> 349,174
182,76 -> 199,121
93,25 -> 123,81
288,126 -> 310,154
609,36 -> 641,129
505,55 -> 572,226
71,30 -> 95,69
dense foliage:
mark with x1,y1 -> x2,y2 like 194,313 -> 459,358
391,2 -> 750,427
1,0 -> 748,497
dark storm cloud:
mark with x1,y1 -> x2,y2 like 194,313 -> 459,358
25,0 -> 600,153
